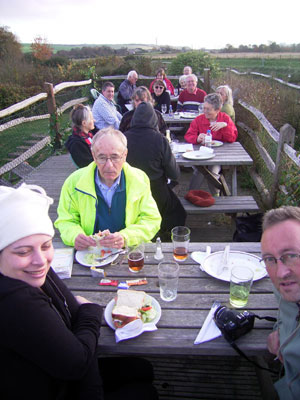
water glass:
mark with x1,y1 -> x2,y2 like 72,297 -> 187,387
230,266 -> 254,308
158,261 -> 179,302
171,226 -> 190,262
161,104 -> 167,114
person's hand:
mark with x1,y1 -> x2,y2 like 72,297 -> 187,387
98,232 -> 125,249
210,122 -> 227,131
74,233 -> 96,250
197,133 -> 206,144
75,295 -> 93,305
267,330 -> 283,363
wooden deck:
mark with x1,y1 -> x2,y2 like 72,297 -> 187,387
20,154 -> 279,399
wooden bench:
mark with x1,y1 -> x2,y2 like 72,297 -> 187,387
180,195 -> 260,215
0,136 -> 51,186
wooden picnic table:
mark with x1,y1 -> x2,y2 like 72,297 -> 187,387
176,142 -> 253,196
60,241 -> 277,358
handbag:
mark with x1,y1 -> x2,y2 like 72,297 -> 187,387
233,213 -> 264,242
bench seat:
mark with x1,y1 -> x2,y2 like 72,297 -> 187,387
180,195 -> 260,215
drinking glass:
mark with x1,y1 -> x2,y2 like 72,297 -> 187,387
161,104 -> 167,114
230,266 -> 254,308
128,242 -> 145,273
171,226 -> 190,262
158,261 -> 179,302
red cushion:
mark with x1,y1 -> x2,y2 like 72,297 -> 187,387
184,190 -> 215,207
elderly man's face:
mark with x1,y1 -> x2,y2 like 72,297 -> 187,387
261,220 -> 300,303
92,135 -> 127,187
186,76 -> 197,93
103,86 -> 115,101
183,66 -> 192,75
129,73 -> 138,85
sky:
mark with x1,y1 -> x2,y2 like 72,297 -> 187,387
1,0 -> 300,50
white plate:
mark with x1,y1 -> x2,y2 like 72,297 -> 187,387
182,151 -> 215,160
104,295 -> 161,330
211,140 -> 223,147
75,247 -> 119,267
201,251 -> 267,282
180,112 -> 197,119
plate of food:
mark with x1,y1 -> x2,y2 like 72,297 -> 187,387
201,251 -> 267,282
182,150 -> 215,160
104,289 -> 161,330
180,112 -> 197,119
75,247 -> 120,267
211,140 -> 223,147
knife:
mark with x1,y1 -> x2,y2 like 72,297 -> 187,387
95,249 -> 124,262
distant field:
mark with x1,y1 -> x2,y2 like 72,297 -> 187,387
21,43 -> 157,53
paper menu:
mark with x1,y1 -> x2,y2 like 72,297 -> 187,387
51,247 -> 74,279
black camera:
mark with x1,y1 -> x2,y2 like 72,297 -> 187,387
214,305 -> 255,342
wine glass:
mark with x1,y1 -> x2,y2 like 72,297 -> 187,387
161,104 -> 167,114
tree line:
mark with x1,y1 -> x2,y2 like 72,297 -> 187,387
221,42 -> 300,53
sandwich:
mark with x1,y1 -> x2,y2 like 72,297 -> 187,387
112,289 -> 156,329
91,229 -> 110,242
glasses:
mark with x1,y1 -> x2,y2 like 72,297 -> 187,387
154,86 -> 164,90
260,253 -> 300,268
96,153 -> 125,164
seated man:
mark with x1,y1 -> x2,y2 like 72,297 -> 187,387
261,206 -> 300,400
117,70 -> 138,114
177,74 -> 207,113
55,127 -> 161,250
92,81 -> 122,130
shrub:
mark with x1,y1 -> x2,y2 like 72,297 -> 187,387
168,51 -> 220,76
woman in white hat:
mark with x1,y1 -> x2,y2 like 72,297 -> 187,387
0,184 -> 158,400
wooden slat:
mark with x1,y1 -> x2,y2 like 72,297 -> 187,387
179,196 -> 260,214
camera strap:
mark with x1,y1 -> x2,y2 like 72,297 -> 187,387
224,314 -> 277,373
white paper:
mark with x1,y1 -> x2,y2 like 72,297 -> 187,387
51,248 -> 74,279
172,143 -> 193,153
194,301 -> 222,344
115,319 -> 157,343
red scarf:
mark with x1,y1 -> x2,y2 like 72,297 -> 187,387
72,126 -> 93,147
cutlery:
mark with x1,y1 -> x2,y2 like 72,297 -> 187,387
95,249 -> 124,262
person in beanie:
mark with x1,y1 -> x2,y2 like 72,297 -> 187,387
0,184 -> 158,400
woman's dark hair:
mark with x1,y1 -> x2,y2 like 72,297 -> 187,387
153,79 -> 166,93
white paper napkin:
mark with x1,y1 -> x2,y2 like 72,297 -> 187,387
115,319 -> 157,343
199,146 -> 214,155
194,301 -> 222,344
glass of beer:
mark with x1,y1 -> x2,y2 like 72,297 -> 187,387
230,266 -> 254,308
171,226 -> 190,262
128,243 -> 145,273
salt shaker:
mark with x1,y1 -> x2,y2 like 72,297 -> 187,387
154,237 -> 164,260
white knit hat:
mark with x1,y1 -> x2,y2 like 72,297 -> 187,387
0,184 -> 54,251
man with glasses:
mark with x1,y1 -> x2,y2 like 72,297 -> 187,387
260,206 -> 300,399
55,128 -> 161,250
176,74 -> 207,113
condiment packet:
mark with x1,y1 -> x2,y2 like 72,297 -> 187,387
126,278 -> 148,286
98,279 -> 118,286
118,282 -> 129,289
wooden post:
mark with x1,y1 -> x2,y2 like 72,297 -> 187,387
44,82 -> 62,149
203,68 -> 210,93
269,124 -> 295,207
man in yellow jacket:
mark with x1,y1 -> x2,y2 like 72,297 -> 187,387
55,127 -> 161,250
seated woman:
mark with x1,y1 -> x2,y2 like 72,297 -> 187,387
184,93 -> 238,195
151,79 -> 171,114
65,104 -> 94,168
0,184 -> 158,400
149,68 -> 175,95
184,93 -> 238,144
125,102 -> 186,238
216,85 -> 235,122
119,86 -> 167,135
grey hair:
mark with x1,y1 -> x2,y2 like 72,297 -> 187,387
262,206 -> 300,232
216,85 -> 233,106
204,93 -> 223,110
187,73 -> 198,83
183,66 -> 192,74
91,127 -> 127,153
179,75 -> 187,85
127,70 -> 138,79
70,104 -> 92,129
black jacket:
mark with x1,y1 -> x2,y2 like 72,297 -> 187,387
65,134 -> 93,168
0,268 -> 103,400
119,108 -> 167,135
125,102 -> 186,232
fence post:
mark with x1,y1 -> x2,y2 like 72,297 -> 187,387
203,68 -> 211,93
269,124 -> 295,207
44,82 -> 62,149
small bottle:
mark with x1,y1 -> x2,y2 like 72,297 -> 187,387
166,130 -> 171,143
205,129 -> 212,148
154,237 -> 164,260
169,105 -> 173,116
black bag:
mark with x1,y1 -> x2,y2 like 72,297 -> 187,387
233,213 -> 263,242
